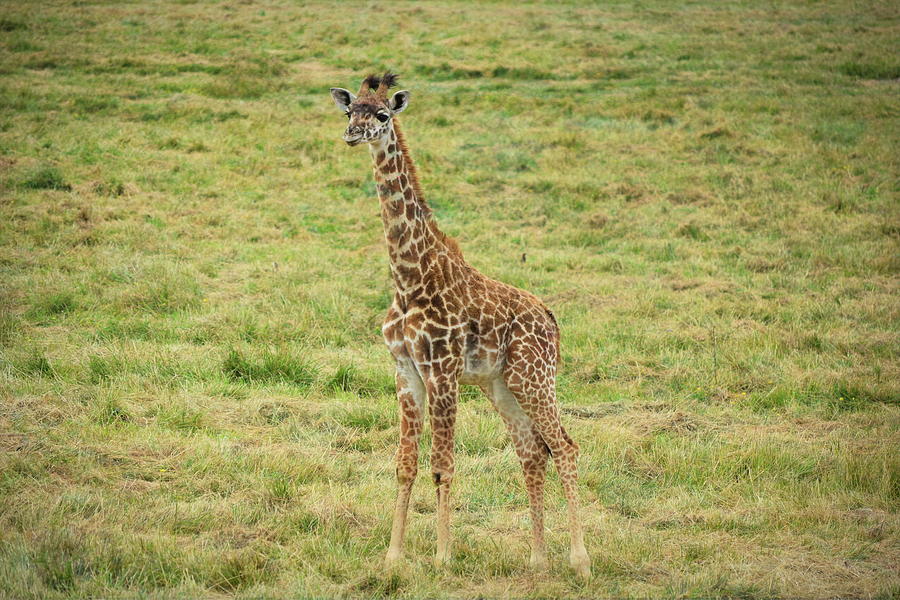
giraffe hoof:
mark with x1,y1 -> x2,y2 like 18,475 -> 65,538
530,552 -> 549,571
384,550 -> 402,569
570,553 -> 591,579
433,550 -> 451,568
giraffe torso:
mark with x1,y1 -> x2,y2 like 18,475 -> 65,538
382,267 -> 559,387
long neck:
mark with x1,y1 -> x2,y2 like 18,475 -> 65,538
368,120 -> 443,296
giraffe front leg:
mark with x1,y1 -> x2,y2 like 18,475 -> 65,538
385,359 -> 425,568
426,374 -> 458,567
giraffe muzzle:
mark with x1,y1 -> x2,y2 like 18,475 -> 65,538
343,128 -> 365,146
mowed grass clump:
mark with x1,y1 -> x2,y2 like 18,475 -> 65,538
839,60 -> 900,80
326,364 -> 394,398
19,350 -> 55,377
0,0 -> 897,598
223,347 -> 317,388
19,164 -> 71,191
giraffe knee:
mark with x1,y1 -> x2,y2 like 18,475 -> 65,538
396,449 -> 418,484
431,469 -> 453,486
547,428 -> 579,458
430,447 -> 455,486
396,464 -> 417,484
541,433 -> 577,459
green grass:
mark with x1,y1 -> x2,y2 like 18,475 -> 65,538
19,164 -> 71,191
0,0 -> 898,598
222,346 -> 317,388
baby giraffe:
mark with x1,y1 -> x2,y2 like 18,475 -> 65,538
329,72 -> 590,578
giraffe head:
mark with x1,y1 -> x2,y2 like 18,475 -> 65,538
330,72 -> 410,146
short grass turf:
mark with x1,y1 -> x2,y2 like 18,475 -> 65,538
1,0 -> 899,598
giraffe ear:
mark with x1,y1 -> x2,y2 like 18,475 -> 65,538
330,88 -> 356,112
389,90 -> 410,114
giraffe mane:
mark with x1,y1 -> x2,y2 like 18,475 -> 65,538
392,119 -> 463,258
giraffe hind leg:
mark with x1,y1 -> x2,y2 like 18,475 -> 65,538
503,367 -> 591,578
483,381 -> 550,570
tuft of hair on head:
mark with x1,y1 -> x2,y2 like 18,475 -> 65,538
381,72 -> 399,89
375,71 -> 399,97
359,73 -> 381,95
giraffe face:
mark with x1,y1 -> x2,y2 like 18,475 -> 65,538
330,87 -> 410,147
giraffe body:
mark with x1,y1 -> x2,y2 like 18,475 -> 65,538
330,73 -> 590,578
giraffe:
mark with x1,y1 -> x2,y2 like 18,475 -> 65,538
329,72 -> 591,578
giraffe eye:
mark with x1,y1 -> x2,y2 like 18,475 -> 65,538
376,112 -> 389,122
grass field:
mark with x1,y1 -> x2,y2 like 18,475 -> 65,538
1,0 -> 898,597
